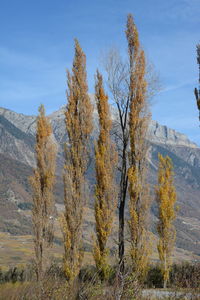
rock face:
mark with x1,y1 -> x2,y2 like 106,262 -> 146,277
0,114 -> 35,166
0,107 -> 37,135
148,120 -> 197,148
1,105 -> 197,160
0,101 -> 200,256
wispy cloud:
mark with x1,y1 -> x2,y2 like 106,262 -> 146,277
180,0 -> 200,22
148,0 -> 200,24
162,78 -> 197,93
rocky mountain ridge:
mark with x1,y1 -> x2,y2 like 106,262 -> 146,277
0,101 -> 200,258
148,120 -> 197,148
0,104 -> 197,155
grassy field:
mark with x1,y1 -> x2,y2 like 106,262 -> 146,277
0,205 -> 199,269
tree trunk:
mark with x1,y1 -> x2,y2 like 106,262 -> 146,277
118,133 -> 128,273
119,199 -> 125,272
163,252 -> 167,289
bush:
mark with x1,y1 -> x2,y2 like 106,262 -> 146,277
170,262 -> 200,288
17,202 -> 33,210
145,262 -> 200,289
145,264 -> 163,288
0,264 -> 34,284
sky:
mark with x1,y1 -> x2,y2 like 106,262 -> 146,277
0,0 -> 200,144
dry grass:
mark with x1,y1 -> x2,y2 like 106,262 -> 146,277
0,206 -> 199,269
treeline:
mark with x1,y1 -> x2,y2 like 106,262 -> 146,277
1,262 -> 200,289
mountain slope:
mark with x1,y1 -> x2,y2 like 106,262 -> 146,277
0,103 -> 200,258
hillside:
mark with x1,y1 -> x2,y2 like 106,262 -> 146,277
0,101 -> 200,265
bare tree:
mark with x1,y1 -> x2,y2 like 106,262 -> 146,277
105,45 -> 129,278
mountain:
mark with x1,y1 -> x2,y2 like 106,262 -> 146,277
0,102 -> 200,261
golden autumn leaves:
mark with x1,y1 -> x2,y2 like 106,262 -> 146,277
93,71 -> 118,279
156,154 -> 177,288
30,105 -> 57,282
126,14 -> 150,282
63,39 -> 93,280
30,14 -> 177,293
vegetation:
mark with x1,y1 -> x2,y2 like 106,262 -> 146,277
0,262 -> 200,299
61,39 -> 93,281
127,14 -> 151,283
103,17 -> 156,289
194,44 -> 200,119
156,154 -> 177,288
29,105 -> 57,282
93,70 -> 117,279
1,13 -> 199,300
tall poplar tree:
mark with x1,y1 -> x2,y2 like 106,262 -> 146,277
93,70 -> 117,278
127,15 -> 150,281
156,153 -> 177,288
30,104 -> 57,282
62,39 -> 93,281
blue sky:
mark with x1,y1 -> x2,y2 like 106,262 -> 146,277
0,0 -> 200,143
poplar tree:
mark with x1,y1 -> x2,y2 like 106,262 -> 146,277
103,15 -> 152,299
93,70 -> 117,278
105,14 -> 150,276
156,153 -> 177,288
30,104 -> 57,282
194,44 -> 200,120
62,39 -> 93,281
127,15 -> 150,281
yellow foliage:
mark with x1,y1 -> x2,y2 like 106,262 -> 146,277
127,14 -> 151,282
128,166 -> 151,281
30,104 -> 57,281
62,39 -> 93,281
93,71 -> 117,279
156,153 -> 177,288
